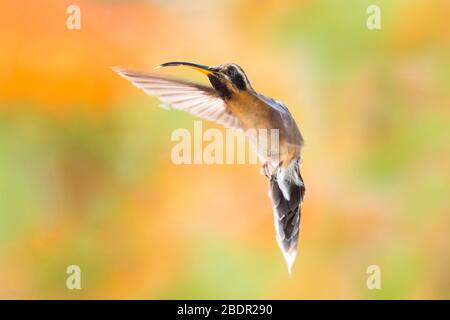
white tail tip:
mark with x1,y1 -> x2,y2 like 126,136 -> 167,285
283,249 -> 297,276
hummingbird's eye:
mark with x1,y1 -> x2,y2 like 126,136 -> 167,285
224,65 -> 247,90
226,66 -> 237,77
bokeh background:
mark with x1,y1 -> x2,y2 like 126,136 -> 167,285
0,0 -> 449,299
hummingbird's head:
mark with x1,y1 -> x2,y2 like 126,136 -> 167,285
210,63 -> 252,92
155,61 -> 253,99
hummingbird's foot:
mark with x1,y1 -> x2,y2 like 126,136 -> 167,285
261,161 -> 274,179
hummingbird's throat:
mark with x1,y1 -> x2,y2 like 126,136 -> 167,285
208,74 -> 233,100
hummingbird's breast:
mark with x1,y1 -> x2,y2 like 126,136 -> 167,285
225,91 -> 303,166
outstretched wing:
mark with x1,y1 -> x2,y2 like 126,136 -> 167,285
113,67 -> 241,129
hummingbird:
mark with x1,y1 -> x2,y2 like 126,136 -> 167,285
112,62 -> 305,274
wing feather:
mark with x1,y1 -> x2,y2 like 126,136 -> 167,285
113,67 -> 241,129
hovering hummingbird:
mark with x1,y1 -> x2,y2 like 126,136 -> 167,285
113,62 -> 305,274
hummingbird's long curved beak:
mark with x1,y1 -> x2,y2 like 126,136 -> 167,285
154,61 -> 217,75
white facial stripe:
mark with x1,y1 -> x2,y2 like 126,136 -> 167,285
229,64 -> 251,89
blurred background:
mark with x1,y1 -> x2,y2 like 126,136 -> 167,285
0,0 -> 449,299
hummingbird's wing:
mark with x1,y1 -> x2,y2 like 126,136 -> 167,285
113,67 -> 241,129
255,93 -> 291,115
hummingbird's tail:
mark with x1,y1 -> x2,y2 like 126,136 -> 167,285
268,158 -> 305,275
